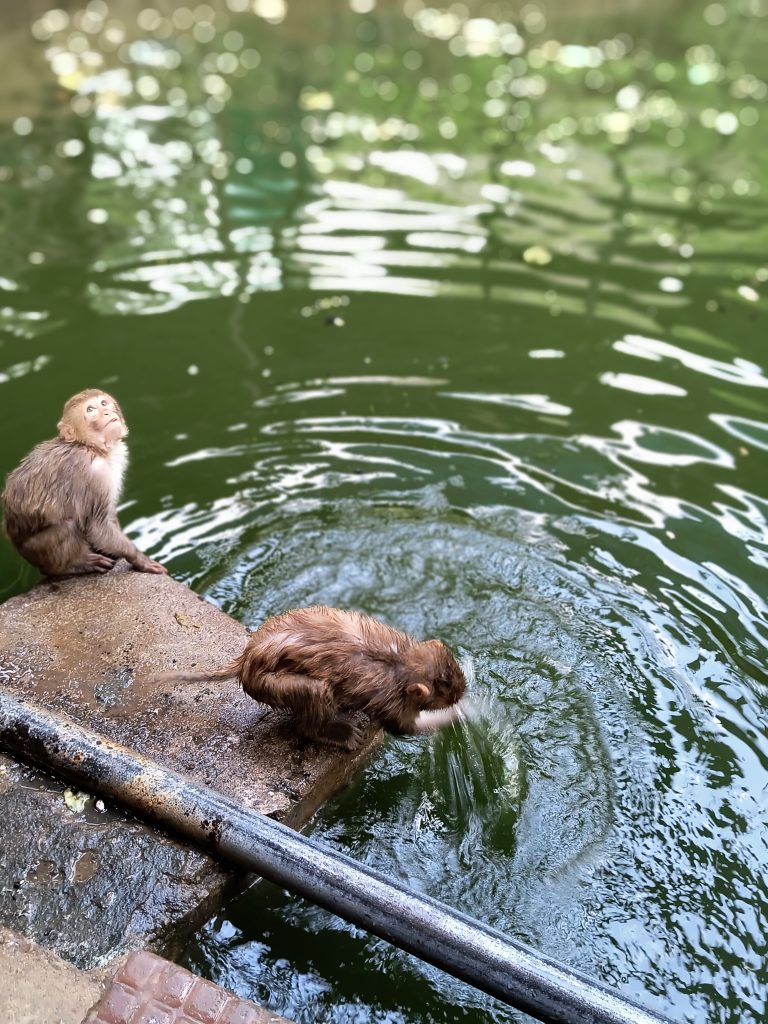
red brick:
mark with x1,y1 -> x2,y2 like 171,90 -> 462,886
91,953 -> 274,1024
183,979 -> 231,1023
118,951 -> 164,991
93,983 -> 142,1024
137,1001 -> 176,1024
157,963 -> 195,1007
220,1002 -> 264,1024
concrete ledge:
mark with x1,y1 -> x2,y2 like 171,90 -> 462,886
0,565 -> 378,966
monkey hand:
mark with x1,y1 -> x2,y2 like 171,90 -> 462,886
131,553 -> 168,575
80,552 -> 117,574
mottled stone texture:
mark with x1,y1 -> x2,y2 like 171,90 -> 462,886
0,753 -> 229,968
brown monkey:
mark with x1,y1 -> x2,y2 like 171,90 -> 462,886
164,605 -> 468,750
2,388 -> 167,577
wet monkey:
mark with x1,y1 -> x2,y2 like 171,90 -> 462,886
2,388 -> 167,577
162,605 -> 469,751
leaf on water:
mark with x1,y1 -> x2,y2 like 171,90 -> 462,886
522,244 -> 553,266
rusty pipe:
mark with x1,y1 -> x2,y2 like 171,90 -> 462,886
0,690 -> 677,1024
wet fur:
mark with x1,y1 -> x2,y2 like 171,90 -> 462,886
171,605 -> 467,750
2,439 -> 134,575
2,390 -> 159,576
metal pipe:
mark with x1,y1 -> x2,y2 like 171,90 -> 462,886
0,690 -> 677,1024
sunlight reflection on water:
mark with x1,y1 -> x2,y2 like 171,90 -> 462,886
1,0 -> 768,1021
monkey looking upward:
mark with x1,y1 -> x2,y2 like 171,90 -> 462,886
2,388 -> 167,577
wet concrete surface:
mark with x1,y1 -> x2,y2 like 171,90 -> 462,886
0,564 -> 379,967
0,752 -> 229,968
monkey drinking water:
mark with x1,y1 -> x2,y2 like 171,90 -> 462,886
163,605 -> 468,750
2,388 -> 167,577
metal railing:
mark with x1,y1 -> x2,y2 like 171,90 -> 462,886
0,690 -> 678,1024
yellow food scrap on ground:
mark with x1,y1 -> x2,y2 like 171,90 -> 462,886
64,789 -> 88,813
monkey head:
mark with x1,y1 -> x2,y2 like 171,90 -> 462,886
406,639 -> 467,711
57,389 -> 127,452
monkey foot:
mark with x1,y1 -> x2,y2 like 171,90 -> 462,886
313,716 -> 368,752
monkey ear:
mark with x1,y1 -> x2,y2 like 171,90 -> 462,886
406,682 -> 431,704
57,418 -> 76,442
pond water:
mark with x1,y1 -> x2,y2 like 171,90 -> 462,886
1,0 -> 767,1021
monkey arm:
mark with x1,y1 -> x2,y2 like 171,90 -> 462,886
240,670 -> 367,749
85,515 -> 166,574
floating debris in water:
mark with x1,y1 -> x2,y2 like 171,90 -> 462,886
523,245 -> 553,266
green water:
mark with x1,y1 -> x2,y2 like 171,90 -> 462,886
1,0 -> 767,1021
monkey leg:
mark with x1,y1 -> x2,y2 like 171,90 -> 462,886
243,671 -> 364,750
64,551 -> 117,575
318,713 -> 368,751
19,521 -> 115,576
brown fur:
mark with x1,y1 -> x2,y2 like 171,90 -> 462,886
167,606 -> 467,750
1,389 -> 166,577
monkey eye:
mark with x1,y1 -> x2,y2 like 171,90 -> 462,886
86,405 -> 95,413
101,399 -> 108,406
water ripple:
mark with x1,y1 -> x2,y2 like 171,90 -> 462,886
2,1 -> 767,1021
615,334 -> 768,388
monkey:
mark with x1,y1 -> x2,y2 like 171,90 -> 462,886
160,605 -> 468,751
1,388 -> 167,577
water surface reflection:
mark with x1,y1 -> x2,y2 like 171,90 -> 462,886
1,0 -> 767,1022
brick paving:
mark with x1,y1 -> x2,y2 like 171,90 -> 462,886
88,951 -> 288,1024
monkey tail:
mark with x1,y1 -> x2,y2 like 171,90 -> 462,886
148,661 -> 240,685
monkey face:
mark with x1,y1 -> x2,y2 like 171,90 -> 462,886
59,391 -> 127,448
83,393 -> 126,442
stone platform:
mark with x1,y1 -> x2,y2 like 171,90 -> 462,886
0,565 -> 378,968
